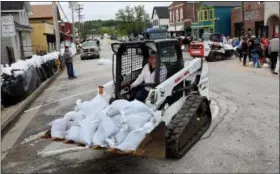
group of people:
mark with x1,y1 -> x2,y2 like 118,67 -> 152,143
234,35 -> 279,75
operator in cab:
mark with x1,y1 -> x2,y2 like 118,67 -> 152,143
130,51 -> 167,102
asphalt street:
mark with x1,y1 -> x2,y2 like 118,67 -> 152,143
1,39 -> 279,173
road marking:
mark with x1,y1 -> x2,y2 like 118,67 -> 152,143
38,146 -> 88,157
20,131 -> 46,145
24,89 -> 98,113
210,100 -> 220,120
46,74 -> 110,91
57,68 -> 108,79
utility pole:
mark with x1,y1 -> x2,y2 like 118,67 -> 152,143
174,11 -> 177,37
242,2 -> 245,37
52,1 -> 60,51
70,2 -> 76,42
75,3 -> 83,40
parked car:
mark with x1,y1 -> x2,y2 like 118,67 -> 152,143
80,41 -> 100,60
110,35 -> 117,40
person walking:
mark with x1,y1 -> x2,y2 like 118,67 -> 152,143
182,36 -> 188,53
63,46 -> 76,80
241,37 -> 249,66
269,34 -> 279,75
251,38 -> 262,68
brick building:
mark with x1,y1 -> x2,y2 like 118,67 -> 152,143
168,2 -> 199,37
231,2 -> 264,38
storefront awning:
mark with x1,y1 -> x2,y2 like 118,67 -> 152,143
14,21 -> 33,32
168,24 -> 184,32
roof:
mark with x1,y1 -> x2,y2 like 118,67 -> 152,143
201,2 -> 241,7
1,1 -> 24,10
14,20 -> 33,31
152,6 -> 169,19
30,4 -> 61,20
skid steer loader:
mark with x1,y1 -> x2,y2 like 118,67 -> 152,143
42,39 -> 212,159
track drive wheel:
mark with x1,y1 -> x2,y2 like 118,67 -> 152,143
165,94 -> 212,159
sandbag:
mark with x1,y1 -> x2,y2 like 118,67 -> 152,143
79,117 -> 101,146
92,115 -> 119,147
107,99 -> 130,117
125,112 -> 151,131
122,100 -> 153,115
76,94 -> 109,117
50,118 -> 68,139
65,125 -> 81,142
114,126 -> 129,145
116,128 -> 147,151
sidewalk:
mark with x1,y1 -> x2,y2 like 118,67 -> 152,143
1,70 -> 62,132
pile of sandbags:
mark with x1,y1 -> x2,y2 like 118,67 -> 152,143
1,52 -> 60,107
48,95 -> 157,151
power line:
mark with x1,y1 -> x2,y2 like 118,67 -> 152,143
58,2 -> 70,22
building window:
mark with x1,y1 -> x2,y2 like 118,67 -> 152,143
173,11 -> 175,23
199,11 -> 203,21
210,28 -> 214,33
180,8 -> 183,21
209,9 -> 214,20
204,10 -> 208,21
176,9 -> 179,22
170,11 -> 173,22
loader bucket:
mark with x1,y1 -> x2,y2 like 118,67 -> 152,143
41,121 -> 166,159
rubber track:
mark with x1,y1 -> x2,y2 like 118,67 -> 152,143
165,94 -> 211,159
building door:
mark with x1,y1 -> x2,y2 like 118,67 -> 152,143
199,28 -> 204,38
255,21 -> 264,38
234,22 -> 242,37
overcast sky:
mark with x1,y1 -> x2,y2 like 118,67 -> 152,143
30,2 -> 171,22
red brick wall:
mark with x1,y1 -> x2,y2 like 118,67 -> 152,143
231,2 -> 264,37
169,2 -> 199,24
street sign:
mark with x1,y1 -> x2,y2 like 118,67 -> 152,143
1,16 -> 16,37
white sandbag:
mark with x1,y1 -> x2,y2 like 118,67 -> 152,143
143,120 -> 156,133
122,100 -> 153,115
76,94 -> 109,117
125,112 -> 152,131
79,117 -> 101,146
64,111 -> 78,121
116,128 -> 146,151
112,113 -> 127,127
50,118 -> 68,139
107,99 -> 130,117
92,115 -> 119,147
114,127 -> 129,145
106,138 -> 117,148
65,125 -> 81,142
97,58 -> 112,65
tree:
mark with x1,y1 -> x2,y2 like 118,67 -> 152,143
115,5 -> 150,36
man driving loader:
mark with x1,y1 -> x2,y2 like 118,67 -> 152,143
130,51 -> 167,102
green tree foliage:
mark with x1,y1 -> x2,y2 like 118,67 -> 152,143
115,5 -> 150,35
75,5 -> 150,39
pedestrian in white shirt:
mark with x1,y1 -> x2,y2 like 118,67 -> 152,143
131,52 -> 167,102
269,34 -> 279,75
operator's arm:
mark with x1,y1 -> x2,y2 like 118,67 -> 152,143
131,64 -> 147,88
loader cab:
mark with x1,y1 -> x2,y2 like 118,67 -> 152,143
111,39 -> 183,100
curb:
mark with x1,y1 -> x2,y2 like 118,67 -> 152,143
1,69 -> 63,133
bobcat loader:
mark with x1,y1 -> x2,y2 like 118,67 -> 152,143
43,39 -> 212,159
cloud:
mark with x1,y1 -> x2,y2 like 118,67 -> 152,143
30,2 -> 171,22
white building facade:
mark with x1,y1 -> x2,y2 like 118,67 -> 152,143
151,7 -> 169,29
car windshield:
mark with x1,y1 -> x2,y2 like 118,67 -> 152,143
82,41 -> 97,47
